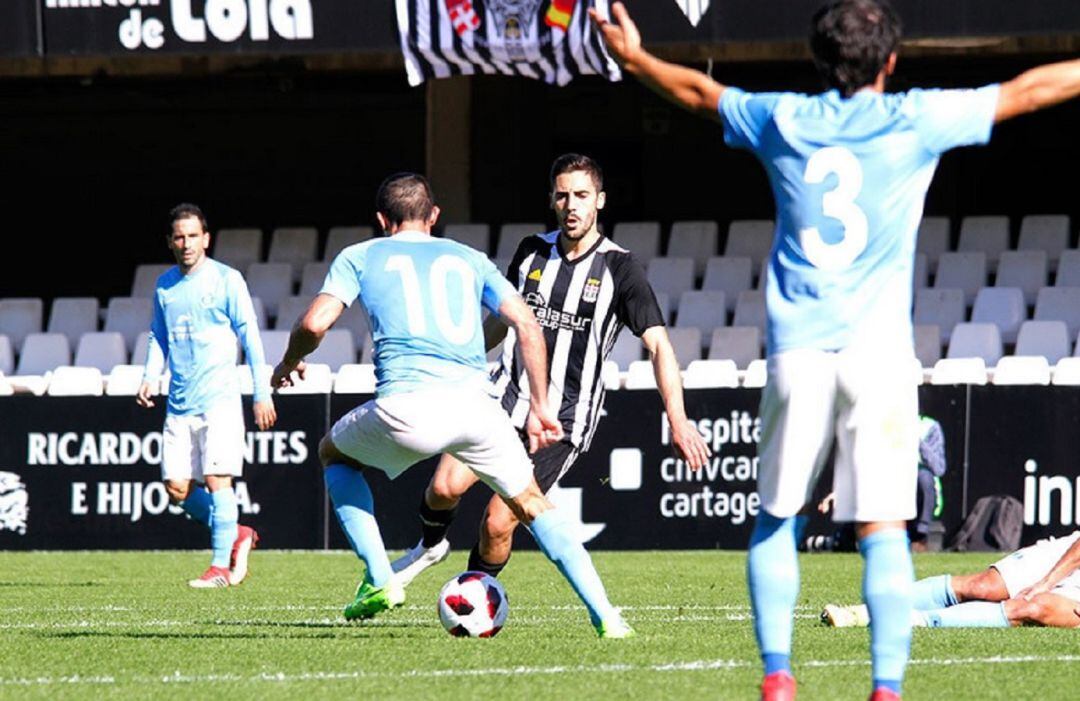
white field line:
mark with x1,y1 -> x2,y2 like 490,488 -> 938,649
3,656 -> 1080,687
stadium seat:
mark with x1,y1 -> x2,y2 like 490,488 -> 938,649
934,251 -> 987,306
725,220 -> 773,275
665,327 -> 702,368
913,252 -> 929,289
47,297 -> 100,348
250,297 -> 268,330
74,332 -> 128,373
213,228 -> 263,271
971,287 -> 1025,344
299,262 -> 331,296
334,363 -> 377,393
1018,214 -> 1070,272
1015,320 -> 1070,364
16,333 -> 71,376
1035,287 -> 1080,340
324,226 -> 375,260
130,264 -> 171,298
306,329 -> 356,371
608,329 -> 643,370
701,256 -> 753,314
995,250 -> 1048,306
1052,357 -> 1080,385
913,288 -> 965,345
675,290 -> 727,349
105,365 -> 145,396
707,326 -> 761,369
0,298 -> 44,352
914,324 -> 942,367
336,303 -> 372,347
993,356 -> 1051,385
668,220 -> 719,275
246,263 -> 293,320
259,330 -> 290,368
104,297 -> 152,354
46,366 -> 104,396
277,362 -> 333,394
957,215 -> 1010,269
1056,250 -> 1080,287
732,290 -> 767,334
0,375 -> 12,396
601,360 -> 621,390
0,335 -> 12,375
743,359 -> 767,388
930,357 -> 988,385
496,223 -> 544,260
947,322 -> 1003,365
443,223 -> 491,254
653,292 -> 671,323
268,227 -> 318,281
646,258 -> 695,317
613,221 -> 661,265
916,216 -> 951,274
683,359 -> 739,388
131,331 -> 151,366
274,296 -> 309,331
624,360 -> 658,389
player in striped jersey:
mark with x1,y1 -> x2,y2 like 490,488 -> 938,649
391,153 -> 711,586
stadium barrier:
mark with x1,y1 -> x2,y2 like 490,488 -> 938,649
1,386 -> 1077,550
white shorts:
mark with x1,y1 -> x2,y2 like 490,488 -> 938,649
330,386 -> 534,499
756,347 -> 919,522
161,396 -> 246,483
993,532 -> 1080,602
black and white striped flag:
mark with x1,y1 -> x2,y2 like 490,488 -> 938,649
395,0 -> 622,87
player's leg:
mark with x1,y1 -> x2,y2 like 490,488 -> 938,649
391,454 -> 478,584
836,350 -> 919,700
199,398 -> 248,584
751,349 -> 837,697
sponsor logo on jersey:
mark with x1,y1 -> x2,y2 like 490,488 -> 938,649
527,268 -> 543,282
524,292 -> 591,333
582,277 -> 601,303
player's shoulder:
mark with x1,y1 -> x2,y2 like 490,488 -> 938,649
204,258 -> 246,285
155,265 -> 182,288
594,237 -> 648,281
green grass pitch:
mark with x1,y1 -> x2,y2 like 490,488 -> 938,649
2,550 -> 1080,699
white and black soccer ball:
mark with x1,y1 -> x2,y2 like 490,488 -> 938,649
437,571 -> 509,638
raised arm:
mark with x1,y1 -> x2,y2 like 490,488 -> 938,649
497,294 -> 563,452
271,293 -> 344,389
590,2 -> 725,120
996,58 -> 1080,123
640,326 -> 711,470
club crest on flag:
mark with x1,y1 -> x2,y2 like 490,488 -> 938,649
674,0 -> 709,27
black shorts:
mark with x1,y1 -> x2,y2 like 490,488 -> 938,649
517,430 -> 581,493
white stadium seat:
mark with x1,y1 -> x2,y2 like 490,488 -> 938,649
613,221 -> 661,265
103,297 -> 152,354
105,365 -> 146,396
916,216 -> 951,274
1052,357 -> 1080,385
993,356 -> 1051,385
306,330 -> 356,371
0,298 -> 44,352
957,215 -> 1010,269
1055,250 -> 1080,287
742,359 -> 768,388
131,331 -> 151,367
732,290 -> 767,335
971,287 -> 1025,344
914,324 -> 942,368
443,223 -> 492,254
646,258 -> 695,317
624,360 -> 658,389
934,252 -> 987,306
46,366 -> 104,396
931,357 -> 988,385
0,335 -> 13,376
276,362 -> 333,394
324,226 -> 375,260
725,220 -> 773,276
665,327 -> 702,369
1034,287 -> 1080,339
668,220 -> 719,275
1018,214 -> 1070,272
608,329 -> 642,370
913,288 -> 966,345
947,322 -> 1003,366
268,227 -> 319,281
334,364 -> 377,393
675,290 -> 727,349
213,228 -> 263,271
496,223 -> 544,260
47,297 -> 100,349
683,359 -> 739,388
130,264 -> 171,298
1015,320 -> 1070,365
707,326 -> 761,369
246,262 -> 294,320
299,262 -> 331,296
995,250 -> 1048,306
74,332 -> 128,373
701,256 -> 753,313
913,252 -> 929,289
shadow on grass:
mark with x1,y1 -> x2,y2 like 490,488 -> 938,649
41,619 -> 433,641
0,581 -> 102,587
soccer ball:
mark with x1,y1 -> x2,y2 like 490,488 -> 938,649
437,571 -> 509,638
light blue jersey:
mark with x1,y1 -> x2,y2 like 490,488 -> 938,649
320,231 -> 517,396
719,85 -> 1000,354
143,258 -> 270,415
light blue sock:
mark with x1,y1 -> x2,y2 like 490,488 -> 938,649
530,508 -> 616,626
747,511 -> 803,675
209,488 -> 238,568
911,574 -> 958,611
325,465 -> 392,587
179,486 -> 212,528
923,601 -> 1010,628
861,528 -> 913,695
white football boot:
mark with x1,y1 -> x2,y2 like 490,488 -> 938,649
391,538 -> 451,587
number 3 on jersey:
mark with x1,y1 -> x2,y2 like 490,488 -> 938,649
799,146 -> 868,271
385,254 -> 476,345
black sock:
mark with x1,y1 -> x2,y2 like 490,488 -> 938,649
467,543 -> 509,577
419,497 -> 458,548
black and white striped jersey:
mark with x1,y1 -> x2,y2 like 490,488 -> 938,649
491,230 -> 665,449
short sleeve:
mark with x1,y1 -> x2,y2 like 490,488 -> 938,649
907,85 -> 1000,155
478,255 -> 518,313
611,253 -> 665,337
320,249 -> 363,307
717,87 -> 783,151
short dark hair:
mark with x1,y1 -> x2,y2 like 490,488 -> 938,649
375,173 -> 436,227
169,203 -> 208,233
550,153 -> 603,192
810,0 -> 902,97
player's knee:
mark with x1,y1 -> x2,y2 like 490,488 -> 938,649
318,435 -> 363,470
483,508 -> 519,543
966,571 -> 1008,602
429,471 -> 465,505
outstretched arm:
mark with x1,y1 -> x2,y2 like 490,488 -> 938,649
996,58 -> 1080,123
590,2 -> 725,120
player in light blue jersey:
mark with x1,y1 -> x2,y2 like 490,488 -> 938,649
270,174 -> 633,636
593,0 -> 1080,697
138,203 -> 277,589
